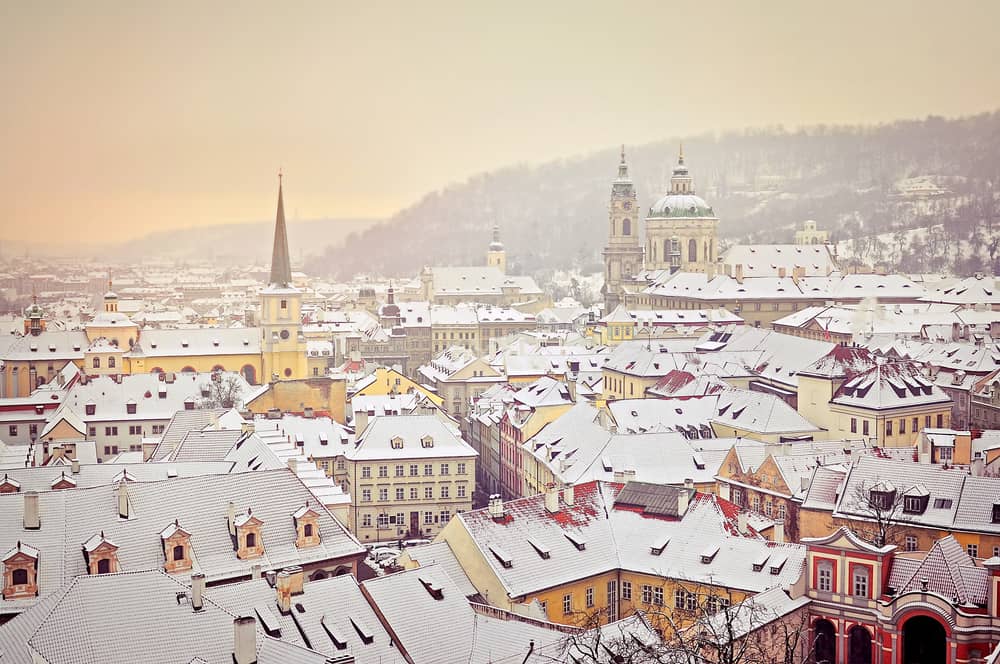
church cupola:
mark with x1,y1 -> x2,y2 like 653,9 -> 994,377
103,274 -> 119,314
487,225 -> 507,274
669,144 -> 694,194
23,295 -> 46,337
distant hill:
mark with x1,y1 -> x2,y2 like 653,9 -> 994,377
110,218 -> 380,264
307,112 -> 1000,279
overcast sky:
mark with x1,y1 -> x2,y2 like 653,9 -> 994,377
2,0 -> 999,244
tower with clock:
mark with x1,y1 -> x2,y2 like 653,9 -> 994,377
601,146 -> 645,310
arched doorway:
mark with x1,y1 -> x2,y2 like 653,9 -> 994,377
902,615 -> 946,664
848,625 -> 872,664
813,619 -> 836,664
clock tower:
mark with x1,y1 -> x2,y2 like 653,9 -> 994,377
601,146 -> 644,310
260,172 -> 307,383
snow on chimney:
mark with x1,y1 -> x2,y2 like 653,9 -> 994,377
773,519 -> 785,544
563,484 -> 575,507
275,570 -> 293,614
544,483 -> 560,514
117,482 -> 130,519
677,486 -> 690,516
70,458 -> 80,475
737,511 -> 748,535
227,502 -> 237,537
191,572 -> 205,611
488,494 -> 505,521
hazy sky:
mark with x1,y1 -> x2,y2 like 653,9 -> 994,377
2,0 -> 1000,245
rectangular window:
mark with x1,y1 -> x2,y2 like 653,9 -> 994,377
862,420 -> 869,436
440,485 -> 450,499
912,417 -> 919,432
362,514 -> 372,527
361,488 -> 371,502
378,465 -> 388,478
423,511 -> 434,525
586,587 -> 594,608
853,568 -> 869,597
925,415 -> 931,429
818,562 -> 833,592
440,463 -> 449,475
850,418 -> 857,434
424,464 -> 433,476
968,544 -> 979,559
90,427 -> 97,437
621,581 -> 632,600
655,587 -> 665,606
425,487 -> 434,499
409,464 -> 419,476
563,594 -> 572,614
8,425 -> 16,437
378,488 -> 388,501
673,588 -> 685,609
377,514 -> 389,529
905,536 -> 918,552
457,462 -> 466,475
362,466 -> 371,479
395,488 -> 404,500
439,509 -> 450,523
457,484 -> 467,498
939,447 -> 953,461
395,465 -> 404,477
643,585 -> 654,604
886,420 -> 893,436
409,487 -> 418,500
937,414 -> 944,428
900,418 -> 906,434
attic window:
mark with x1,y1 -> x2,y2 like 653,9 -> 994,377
390,436 -> 404,450
992,503 -> 1000,524
180,339 -> 189,348
319,433 -> 328,446
126,402 -> 136,415
527,537 -> 551,559
29,343 -> 37,352
150,342 -> 157,349
85,403 -> 96,416
932,498 -> 952,509
564,532 -> 587,551
320,616 -> 348,650
350,617 -> 375,645
489,545 -> 513,568
651,536 -> 670,556
752,552 -> 769,572
701,545 -> 720,564
418,576 -> 445,600
903,492 -> 929,515
421,435 -> 434,448
769,553 -> 787,575
184,399 -> 195,411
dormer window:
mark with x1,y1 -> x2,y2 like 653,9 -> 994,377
2,541 -> 39,599
184,398 -> 195,411
85,403 -> 96,416
421,435 -> 434,449
126,401 -> 136,415
235,510 -> 264,559
0,475 -> 21,494
160,520 -> 193,573
82,532 -> 119,575
868,482 -> 896,511
391,436 -> 404,450
903,487 -> 929,514
292,504 -> 321,549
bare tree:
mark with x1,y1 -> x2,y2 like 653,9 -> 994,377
199,373 -> 244,409
849,478 -> 909,546
542,581 -> 814,664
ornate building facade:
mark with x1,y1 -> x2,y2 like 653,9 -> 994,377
601,147 -> 644,310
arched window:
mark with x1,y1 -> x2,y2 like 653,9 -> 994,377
848,625 -> 872,664
93,358 -> 101,369
97,558 -> 111,574
151,367 -> 164,374
688,239 -> 698,262
304,523 -> 314,537
173,544 -> 185,561
241,365 -> 256,384
622,219 -> 631,236
814,619 -> 836,664
108,357 -> 116,368
180,366 -> 196,373
12,568 -> 28,585
246,533 -> 256,548
212,364 -> 225,372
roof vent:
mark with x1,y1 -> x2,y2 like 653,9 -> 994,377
564,532 -> 587,551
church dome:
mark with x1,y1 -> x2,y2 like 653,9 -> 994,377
648,193 -> 715,218
24,302 -> 44,318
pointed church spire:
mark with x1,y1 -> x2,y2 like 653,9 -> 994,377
616,144 -> 631,182
678,142 -> 684,165
269,170 -> 293,288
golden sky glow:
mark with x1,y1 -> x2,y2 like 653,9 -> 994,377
2,0 -> 999,245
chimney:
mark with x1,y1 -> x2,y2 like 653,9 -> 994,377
233,616 -> 257,664
275,570 -> 293,614
676,486 -> 690,516
303,407 -> 314,419
684,478 -> 694,490
23,491 -> 40,529
70,458 -> 80,475
734,264 -> 744,284
241,421 -> 255,435
563,484 -> 575,507
251,563 -> 262,580
778,267 -> 787,278
227,502 -> 237,537
284,565 -> 304,595
773,519 -> 785,544
354,408 -> 368,433
737,511 -> 748,535
487,494 -> 505,520
264,569 -> 277,587
191,572 -> 205,611
117,482 -> 130,519
544,483 -> 560,514
287,457 -> 298,474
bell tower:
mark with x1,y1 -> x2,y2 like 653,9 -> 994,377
601,146 -> 644,310
260,172 -> 307,383
486,225 -> 506,274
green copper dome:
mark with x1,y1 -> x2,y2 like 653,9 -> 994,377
648,193 -> 715,218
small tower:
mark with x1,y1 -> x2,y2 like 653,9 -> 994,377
23,294 -> 45,337
103,272 -> 119,313
487,225 -> 506,274
602,145 -> 644,310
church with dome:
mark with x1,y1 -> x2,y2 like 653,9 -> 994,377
602,146 -> 719,310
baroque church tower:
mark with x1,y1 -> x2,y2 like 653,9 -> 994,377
602,146 -> 644,310
260,173 -> 307,382
486,225 -> 506,274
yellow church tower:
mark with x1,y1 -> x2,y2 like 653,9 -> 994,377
260,172 -> 307,382
486,224 -> 506,274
